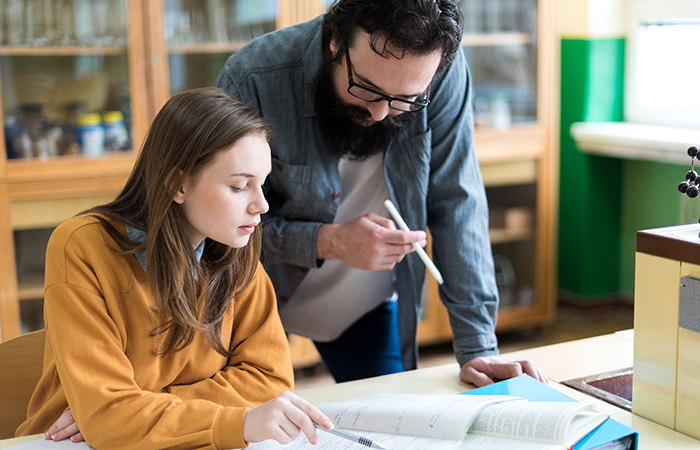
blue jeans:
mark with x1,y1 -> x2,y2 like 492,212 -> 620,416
314,301 -> 404,383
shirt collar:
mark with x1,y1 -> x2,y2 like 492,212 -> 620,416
126,225 -> 205,273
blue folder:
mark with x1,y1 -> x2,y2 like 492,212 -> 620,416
464,374 -> 639,450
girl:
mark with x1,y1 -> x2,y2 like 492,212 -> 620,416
17,87 -> 331,449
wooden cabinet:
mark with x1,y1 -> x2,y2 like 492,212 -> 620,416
418,0 -> 559,345
0,0 -> 154,340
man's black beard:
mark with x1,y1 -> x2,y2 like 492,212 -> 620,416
312,58 -> 420,161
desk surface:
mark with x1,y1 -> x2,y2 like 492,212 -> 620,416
501,329 -> 634,382
297,330 -> 698,449
3,330 -> 699,449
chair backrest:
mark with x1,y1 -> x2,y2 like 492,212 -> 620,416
0,329 -> 45,439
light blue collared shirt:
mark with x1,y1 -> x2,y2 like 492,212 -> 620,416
127,225 -> 205,273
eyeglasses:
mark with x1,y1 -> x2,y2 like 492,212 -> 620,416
345,52 -> 431,112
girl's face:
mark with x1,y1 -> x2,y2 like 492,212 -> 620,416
174,133 -> 271,249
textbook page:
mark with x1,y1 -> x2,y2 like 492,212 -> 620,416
248,429 -> 466,450
319,393 -> 518,440
460,434 -> 563,450
248,393 -> 517,450
468,400 -> 608,447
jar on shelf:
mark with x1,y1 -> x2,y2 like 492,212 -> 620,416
5,116 -> 29,159
489,92 -> 512,131
77,113 -> 105,157
103,110 -> 128,151
60,102 -> 86,156
11,103 -> 61,159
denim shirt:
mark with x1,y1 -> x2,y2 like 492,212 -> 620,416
214,16 -> 499,370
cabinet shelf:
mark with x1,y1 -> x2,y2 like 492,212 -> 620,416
462,32 -> 533,47
0,45 -> 127,56
4,152 -> 134,183
497,303 -> 551,331
17,272 -> 44,302
489,226 -> 534,245
167,42 -> 248,55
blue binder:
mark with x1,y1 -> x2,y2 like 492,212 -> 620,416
464,375 -> 638,450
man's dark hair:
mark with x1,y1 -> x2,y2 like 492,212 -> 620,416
322,0 -> 463,74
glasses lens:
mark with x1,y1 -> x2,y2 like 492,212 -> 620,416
390,100 -> 426,112
348,84 -> 428,112
348,85 -> 383,102
390,101 -> 417,112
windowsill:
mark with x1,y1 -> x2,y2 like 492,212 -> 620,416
570,121 -> 700,165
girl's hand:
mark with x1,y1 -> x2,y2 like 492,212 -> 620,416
243,391 -> 333,445
44,409 -> 84,443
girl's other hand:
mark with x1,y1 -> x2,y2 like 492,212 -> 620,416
243,391 -> 333,445
44,409 -> 84,443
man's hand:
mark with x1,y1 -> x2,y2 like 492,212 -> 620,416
317,213 -> 427,271
460,356 -> 548,387
243,391 -> 333,445
44,409 -> 83,443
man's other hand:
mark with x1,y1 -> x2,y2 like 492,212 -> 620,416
460,356 -> 548,387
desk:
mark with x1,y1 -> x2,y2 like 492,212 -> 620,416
2,331 -> 698,449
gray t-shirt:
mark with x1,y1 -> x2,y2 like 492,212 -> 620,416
280,153 -> 394,341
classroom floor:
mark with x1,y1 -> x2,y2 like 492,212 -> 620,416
294,300 -> 634,390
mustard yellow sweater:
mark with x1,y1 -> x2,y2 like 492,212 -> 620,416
17,214 -> 294,449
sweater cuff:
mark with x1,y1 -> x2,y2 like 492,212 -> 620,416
213,406 -> 249,449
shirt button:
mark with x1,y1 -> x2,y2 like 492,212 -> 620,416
275,162 -> 283,171
333,192 -> 340,200
299,267 -> 308,273
279,296 -> 288,303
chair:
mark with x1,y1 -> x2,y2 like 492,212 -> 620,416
0,329 -> 45,439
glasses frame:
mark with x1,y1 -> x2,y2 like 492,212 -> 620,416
344,52 -> 431,112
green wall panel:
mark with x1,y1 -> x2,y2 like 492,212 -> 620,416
559,38 -> 625,298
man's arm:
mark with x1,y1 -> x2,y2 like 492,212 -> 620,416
425,49 -> 547,385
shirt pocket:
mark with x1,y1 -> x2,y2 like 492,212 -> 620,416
389,130 -> 432,200
266,157 -> 312,216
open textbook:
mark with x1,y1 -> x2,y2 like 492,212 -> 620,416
248,391 -> 609,450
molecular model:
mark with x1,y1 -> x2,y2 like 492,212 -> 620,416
678,145 -> 700,198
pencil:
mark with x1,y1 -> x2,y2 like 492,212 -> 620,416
383,199 -> 444,285
314,423 -> 388,449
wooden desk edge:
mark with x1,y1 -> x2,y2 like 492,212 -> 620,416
0,434 -> 42,449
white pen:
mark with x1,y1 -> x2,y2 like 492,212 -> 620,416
383,199 -> 444,285
314,423 -> 388,449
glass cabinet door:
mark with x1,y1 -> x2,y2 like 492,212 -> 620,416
0,0 -> 149,339
460,0 -> 539,129
163,0 -> 277,95
419,0 -> 556,336
0,0 -> 138,161
460,0 -> 544,316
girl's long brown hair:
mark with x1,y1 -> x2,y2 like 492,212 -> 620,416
89,87 -> 269,356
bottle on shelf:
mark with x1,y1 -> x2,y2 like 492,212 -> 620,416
7,103 -> 61,159
115,82 -> 132,149
489,92 -> 512,131
103,110 -> 128,151
76,112 -> 104,157
60,101 -> 86,155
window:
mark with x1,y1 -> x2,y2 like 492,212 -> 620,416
625,0 -> 700,128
